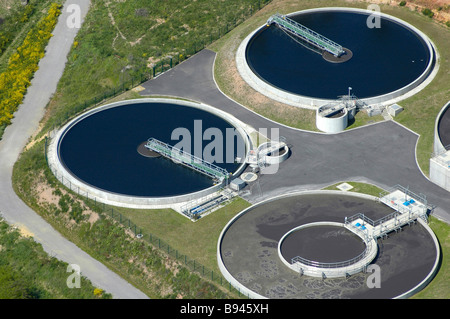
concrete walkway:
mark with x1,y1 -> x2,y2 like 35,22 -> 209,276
140,49 -> 450,224
0,0 -> 148,299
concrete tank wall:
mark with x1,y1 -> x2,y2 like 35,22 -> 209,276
430,158 -> 450,192
433,101 -> 450,154
316,106 -> 348,133
47,98 -> 251,209
430,101 -> 450,192
257,142 -> 290,165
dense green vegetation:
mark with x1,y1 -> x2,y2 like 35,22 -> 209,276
0,0 -> 64,71
323,181 -> 385,197
0,219 -> 111,299
0,1 -> 64,139
0,3 -> 62,129
0,1 -> 36,57
412,216 -> 450,299
422,8 -> 434,18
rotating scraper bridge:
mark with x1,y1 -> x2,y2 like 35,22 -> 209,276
267,13 -> 345,57
145,138 -> 230,183
287,185 -> 433,279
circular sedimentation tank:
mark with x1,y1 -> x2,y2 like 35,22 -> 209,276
217,191 -> 440,299
280,224 -> 366,264
278,221 -> 378,278
237,7 -> 437,108
48,98 -> 249,208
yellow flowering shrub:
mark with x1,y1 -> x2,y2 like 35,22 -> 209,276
0,3 -> 62,127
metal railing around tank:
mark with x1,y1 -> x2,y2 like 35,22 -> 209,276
291,238 -> 373,270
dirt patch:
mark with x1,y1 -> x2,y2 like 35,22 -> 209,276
84,210 -> 100,225
36,178 -> 62,208
345,0 -> 450,24
16,224 -> 34,238
34,172 -> 100,227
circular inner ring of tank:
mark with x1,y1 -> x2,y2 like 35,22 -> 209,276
245,9 -> 433,101
57,100 -> 246,197
280,224 -> 366,263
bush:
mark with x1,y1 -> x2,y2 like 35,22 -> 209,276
421,8 -> 434,18
399,1 -> 406,6
0,2 -> 36,55
0,3 -> 61,128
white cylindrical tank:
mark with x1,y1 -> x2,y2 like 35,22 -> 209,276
316,105 -> 348,133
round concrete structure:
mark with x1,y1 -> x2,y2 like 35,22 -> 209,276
316,105 -> 350,133
236,7 -> 438,109
47,98 -> 251,209
257,142 -> 290,165
217,190 -> 440,299
278,222 -> 377,279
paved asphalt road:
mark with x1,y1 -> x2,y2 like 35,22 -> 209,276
140,49 -> 450,224
0,1 -> 148,299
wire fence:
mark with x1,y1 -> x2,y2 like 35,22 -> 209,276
104,204 -> 248,297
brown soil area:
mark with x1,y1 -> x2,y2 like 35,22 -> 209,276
348,0 -> 450,24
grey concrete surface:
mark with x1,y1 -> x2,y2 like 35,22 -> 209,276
0,0 -> 148,299
140,49 -> 450,224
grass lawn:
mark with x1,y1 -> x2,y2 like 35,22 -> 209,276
111,197 -> 251,275
323,181 -> 385,197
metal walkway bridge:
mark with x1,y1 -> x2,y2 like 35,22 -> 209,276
267,13 -> 345,57
345,185 -> 433,240
145,138 -> 229,182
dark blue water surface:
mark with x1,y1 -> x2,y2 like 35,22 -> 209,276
59,102 -> 245,197
246,11 -> 431,99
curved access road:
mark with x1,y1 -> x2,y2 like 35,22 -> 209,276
0,0 -> 148,299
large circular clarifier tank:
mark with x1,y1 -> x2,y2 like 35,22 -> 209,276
48,98 -> 249,208
237,8 -> 436,108
217,191 -> 440,299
